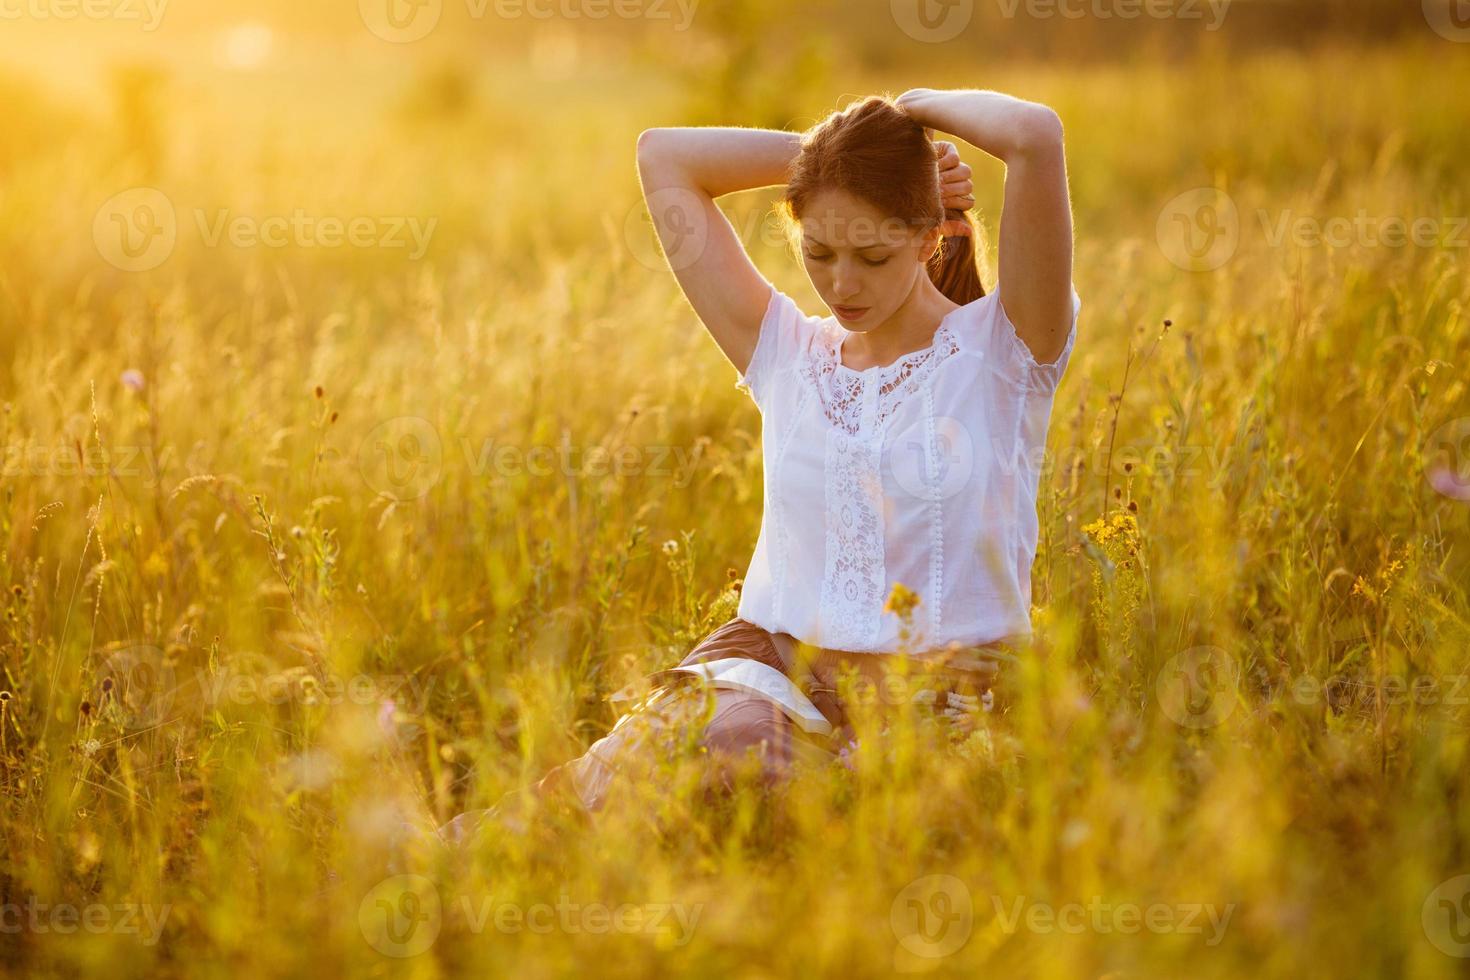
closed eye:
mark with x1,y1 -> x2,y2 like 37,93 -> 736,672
804,251 -> 889,267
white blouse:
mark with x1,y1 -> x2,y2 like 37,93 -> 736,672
734,281 -> 1082,655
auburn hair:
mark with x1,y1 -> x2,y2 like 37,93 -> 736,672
777,95 -> 986,305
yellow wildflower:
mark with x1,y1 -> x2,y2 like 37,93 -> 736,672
883,582 -> 921,624
1081,510 -> 1145,656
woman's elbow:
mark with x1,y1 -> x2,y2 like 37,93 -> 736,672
636,128 -> 657,159
1018,106 -> 1064,154
637,128 -> 675,164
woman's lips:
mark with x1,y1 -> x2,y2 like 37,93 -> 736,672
833,305 -> 870,320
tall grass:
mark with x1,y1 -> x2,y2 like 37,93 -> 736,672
0,33 -> 1467,979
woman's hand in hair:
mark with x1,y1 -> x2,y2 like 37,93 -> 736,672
899,91 -> 974,210
934,139 -> 976,238
894,88 -> 1073,360
934,140 -> 975,209
894,87 -> 935,114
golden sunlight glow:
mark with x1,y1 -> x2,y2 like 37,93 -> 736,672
215,22 -> 275,71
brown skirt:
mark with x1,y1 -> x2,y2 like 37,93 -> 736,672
435,617 -> 1013,843
661,617 -> 1007,741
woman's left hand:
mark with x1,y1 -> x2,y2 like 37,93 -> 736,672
935,140 -> 975,210
934,139 -> 976,237
900,91 -> 976,234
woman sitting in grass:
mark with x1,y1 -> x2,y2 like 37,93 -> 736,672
435,87 -> 1081,844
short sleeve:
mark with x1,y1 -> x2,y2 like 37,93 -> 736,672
734,283 -> 812,410
978,284 -> 1082,398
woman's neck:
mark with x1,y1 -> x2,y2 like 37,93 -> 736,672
839,276 -> 960,371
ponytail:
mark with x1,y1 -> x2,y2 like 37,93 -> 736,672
926,209 -> 986,305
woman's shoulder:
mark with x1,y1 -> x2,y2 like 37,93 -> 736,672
737,284 -> 828,405
764,285 -> 835,352
948,285 -> 1082,397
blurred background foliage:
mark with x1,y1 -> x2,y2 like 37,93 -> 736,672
0,0 -> 1468,976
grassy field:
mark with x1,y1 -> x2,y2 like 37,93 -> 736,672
1,17 -> 1468,979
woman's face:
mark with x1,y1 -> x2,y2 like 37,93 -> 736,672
797,187 -> 941,332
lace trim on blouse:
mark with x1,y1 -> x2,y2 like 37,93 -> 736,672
798,320 -> 964,437
796,318 -> 966,648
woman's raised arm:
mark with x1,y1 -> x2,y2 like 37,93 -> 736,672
895,88 -> 1074,365
635,127 -> 802,376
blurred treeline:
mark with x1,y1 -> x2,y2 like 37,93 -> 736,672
0,0 -> 1449,168
29,0 -> 1442,57
0,0 -> 1460,328
0,0 -> 1450,171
